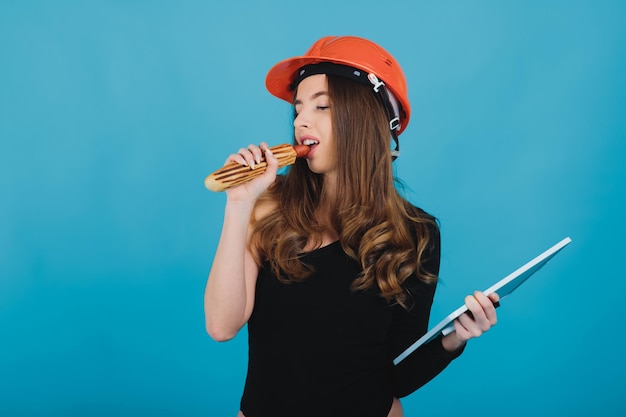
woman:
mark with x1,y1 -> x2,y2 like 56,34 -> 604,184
204,36 -> 499,417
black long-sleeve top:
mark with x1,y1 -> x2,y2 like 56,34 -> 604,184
240,224 -> 463,417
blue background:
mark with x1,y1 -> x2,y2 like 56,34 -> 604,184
1,1 -> 624,415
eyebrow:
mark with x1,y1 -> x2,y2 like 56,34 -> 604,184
294,91 -> 329,106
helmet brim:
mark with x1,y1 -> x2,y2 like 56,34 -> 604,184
266,55 -> 393,103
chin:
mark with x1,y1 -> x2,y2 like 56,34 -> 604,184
305,161 -> 326,175
306,158 -> 337,177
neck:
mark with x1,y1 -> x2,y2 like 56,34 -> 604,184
320,172 -> 338,214
316,173 -> 338,233
321,171 -> 337,198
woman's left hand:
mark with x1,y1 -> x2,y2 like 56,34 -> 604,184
442,291 -> 499,352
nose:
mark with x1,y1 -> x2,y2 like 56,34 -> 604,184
293,110 -> 310,130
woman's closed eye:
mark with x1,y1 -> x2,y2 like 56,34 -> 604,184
293,105 -> 329,117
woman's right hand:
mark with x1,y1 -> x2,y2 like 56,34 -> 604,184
224,142 -> 279,202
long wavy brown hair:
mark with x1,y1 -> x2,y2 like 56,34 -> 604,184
250,75 -> 438,306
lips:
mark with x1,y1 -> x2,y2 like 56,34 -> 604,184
299,137 -> 319,157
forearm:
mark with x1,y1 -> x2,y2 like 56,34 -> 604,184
391,334 -> 465,397
441,331 -> 467,353
204,199 -> 257,341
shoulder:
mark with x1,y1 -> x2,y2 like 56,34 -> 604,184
402,201 -> 441,277
251,178 -> 284,224
404,201 -> 437,221
248,188 -> 281,262
402,201 -> 440,239
251,196 -> 279,226
252,198 -> 278,223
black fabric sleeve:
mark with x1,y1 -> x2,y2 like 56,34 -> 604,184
386,221 -> 465,398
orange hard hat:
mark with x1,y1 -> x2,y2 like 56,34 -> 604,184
266,36 -> 411,135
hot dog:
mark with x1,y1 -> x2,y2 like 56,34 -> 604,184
204,144 -> 310,192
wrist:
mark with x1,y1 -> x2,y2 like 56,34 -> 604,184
441,332 -> 467,353
224,198 -> 256,221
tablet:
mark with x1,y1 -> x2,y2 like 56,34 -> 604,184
393,236 -> 572,365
